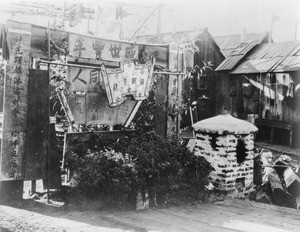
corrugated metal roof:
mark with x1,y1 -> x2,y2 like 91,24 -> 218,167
231,57 -> 284,74
214,32 -> 269,57
220,49 -> 235,57
231,41 -> 300,73
273,56 -> 300,72
215,55 -> 244,71
215,42 -> 257,71
247,41 -> 300,59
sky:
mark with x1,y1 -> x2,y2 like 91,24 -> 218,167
156,0 -> 300,41
0,0 -> 299,42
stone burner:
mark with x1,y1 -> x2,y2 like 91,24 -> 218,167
192,114 -> 258,194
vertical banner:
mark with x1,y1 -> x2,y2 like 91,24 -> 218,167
0,29 -> 31,181
24,69 -> 49,180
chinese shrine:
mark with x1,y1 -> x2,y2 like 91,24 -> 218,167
0,19 -> 186,201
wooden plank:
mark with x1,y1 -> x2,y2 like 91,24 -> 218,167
66,57 -> 119,68
86,92 -> 118,125
68,92 -> 138,126
166,44 -> 184,138
255,119 -> 293,130
0,28 -> 31,181
255,142 -> 300,159
24,69 -> 49,180
124,100 -> 142,127
68,93 -> 86,124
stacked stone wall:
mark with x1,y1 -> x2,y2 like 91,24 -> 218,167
194,132 -> 254,192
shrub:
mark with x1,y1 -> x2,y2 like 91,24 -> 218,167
115,131 -> 214,203
67,131 -> 214,207
70,149 -> 139,207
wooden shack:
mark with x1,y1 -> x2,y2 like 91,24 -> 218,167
215,40 -> 300,149
138,29 -> 225,123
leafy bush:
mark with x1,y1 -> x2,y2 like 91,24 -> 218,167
68,131 -> 214,207
70,149 -> 139,206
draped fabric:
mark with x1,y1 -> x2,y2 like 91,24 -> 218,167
101,58 -> 155,107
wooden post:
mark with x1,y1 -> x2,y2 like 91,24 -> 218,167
47,21 -> 51,204
31,180 -> 36,194
289,130 -> 293,147
0,28 -> 31,202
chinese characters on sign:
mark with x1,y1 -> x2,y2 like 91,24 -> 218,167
68,67 -> 103,92
101,59 -> 155,107
69,34 -> 139,62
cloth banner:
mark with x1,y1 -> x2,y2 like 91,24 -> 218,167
101,59 -> 155,107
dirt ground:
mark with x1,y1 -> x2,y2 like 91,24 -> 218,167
1,198 -> 300,232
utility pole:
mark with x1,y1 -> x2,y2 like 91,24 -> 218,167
295,20 -> 299,40
269,14 -> 280,42
95,3 -> 100,36
87,0 -> 91,34
156,1 -> 163,43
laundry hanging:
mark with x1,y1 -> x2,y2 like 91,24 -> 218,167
286,81 -> 294,98
243,75 -> 284,101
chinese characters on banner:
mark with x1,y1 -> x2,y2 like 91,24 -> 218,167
1,29 -> 31,181
69,34 -> 138,62
101,59 -> 155,107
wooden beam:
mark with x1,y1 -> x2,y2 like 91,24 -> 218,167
124,100 -> 143,128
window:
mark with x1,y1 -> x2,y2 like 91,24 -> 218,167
236,139 -> 246,164
270,73 -> 276,84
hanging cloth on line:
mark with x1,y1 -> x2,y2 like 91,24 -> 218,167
286,81 -> 294,98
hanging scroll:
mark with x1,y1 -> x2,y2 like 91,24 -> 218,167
101,58 -> 155,107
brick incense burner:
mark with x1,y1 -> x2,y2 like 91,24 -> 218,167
192,114 -> 258,194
